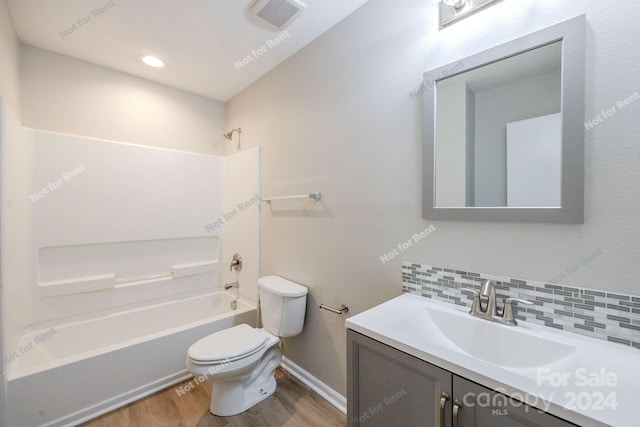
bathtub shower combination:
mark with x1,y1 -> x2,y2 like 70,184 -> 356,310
8,292 -> 255,426
2,125 -> 261,426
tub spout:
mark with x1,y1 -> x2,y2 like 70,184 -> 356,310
224,282 -> 239,290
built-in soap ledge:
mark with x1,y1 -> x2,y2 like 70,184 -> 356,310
38,274 -> 115,297
113,260 -> 219,286
37,237 -> 220,296
171,260 -> 218,278
113,272 -> 173,286
38,260 -> 219,296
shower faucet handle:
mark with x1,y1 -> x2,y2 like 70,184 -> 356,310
230,254 -> 243,272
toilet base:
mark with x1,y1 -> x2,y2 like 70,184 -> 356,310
209,344 -> 282,416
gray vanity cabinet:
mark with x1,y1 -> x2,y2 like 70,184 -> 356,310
347,330 -> 576,427
347,330 -> 452,426
453,376 -> 577,427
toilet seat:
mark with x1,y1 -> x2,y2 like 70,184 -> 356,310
188,324 -> 266,364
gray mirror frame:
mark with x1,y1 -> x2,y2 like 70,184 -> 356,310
423,15 -> 586,223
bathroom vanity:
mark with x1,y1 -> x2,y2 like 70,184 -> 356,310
347,330 -> 573,426
346,294 -> 637,427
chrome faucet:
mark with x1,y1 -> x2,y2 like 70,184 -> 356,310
224,281 -> 240,290
479,279 -> 498,317
466,280 -> 533,326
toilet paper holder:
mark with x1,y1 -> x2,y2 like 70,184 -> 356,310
319,303 -> 349,315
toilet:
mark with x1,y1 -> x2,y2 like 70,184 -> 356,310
186,275 -> 308,416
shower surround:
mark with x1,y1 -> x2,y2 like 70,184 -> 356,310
1,105 -> 261,426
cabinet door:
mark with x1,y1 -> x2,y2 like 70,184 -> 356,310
347,330 -> 452,427
453,375 -> 577,427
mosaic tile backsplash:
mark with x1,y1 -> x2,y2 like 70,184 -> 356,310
402,261 -> 640,350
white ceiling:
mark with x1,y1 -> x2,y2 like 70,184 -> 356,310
7,0 -> 370,102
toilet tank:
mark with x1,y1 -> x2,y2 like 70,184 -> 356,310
258,276 -> 308,338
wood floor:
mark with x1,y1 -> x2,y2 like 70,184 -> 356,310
80,368 -> 346,427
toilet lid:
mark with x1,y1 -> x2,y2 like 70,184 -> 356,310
188,324 -> 267,363
258,275 -> 308,297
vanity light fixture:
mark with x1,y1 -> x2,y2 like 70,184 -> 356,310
440,0 -> 499,28
140,55 -> 165,68
223,128 -> 242,150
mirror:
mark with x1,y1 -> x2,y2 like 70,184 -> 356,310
423,16 -> 585,223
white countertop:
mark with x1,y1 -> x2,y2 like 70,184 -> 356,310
346,293 -> 639,427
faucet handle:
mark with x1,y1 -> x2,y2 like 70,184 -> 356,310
461,289 -> 481,315
502,298 -> 534,325
504,297 -> 534,305
230,253 -> 242,272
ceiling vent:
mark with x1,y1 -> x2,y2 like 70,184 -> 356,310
250,0 -> 307,30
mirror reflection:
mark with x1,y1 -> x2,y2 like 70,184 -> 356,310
434,41 -> 562,208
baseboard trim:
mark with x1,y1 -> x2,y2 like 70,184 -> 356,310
40,359 -> 344,425
280,356 -> 346,414
48,371 -> 192,427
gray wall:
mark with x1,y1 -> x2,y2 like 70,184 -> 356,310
20,45 -> 226,155
435,76 -> 469,206
465,84 -> 475,206
226,0 -> 640,397
474,71 -> 561,206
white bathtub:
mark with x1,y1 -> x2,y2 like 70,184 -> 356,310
6,291 -> 257,427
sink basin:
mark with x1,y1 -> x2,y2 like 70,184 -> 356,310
422,302 -> 577,369
383,298 -> 578,370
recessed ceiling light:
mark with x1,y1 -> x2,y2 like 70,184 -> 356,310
140,55 -> 165,68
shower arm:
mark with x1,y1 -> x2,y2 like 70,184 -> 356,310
223,128 -> 242,150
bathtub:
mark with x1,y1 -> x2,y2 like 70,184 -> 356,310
6,291 -> 257,427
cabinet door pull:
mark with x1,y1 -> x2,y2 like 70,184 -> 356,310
439,392 -> 450,427
453,399 -> 463,427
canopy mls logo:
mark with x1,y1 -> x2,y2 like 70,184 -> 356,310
59,0 -> 116,39
234,31 -> 292,70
